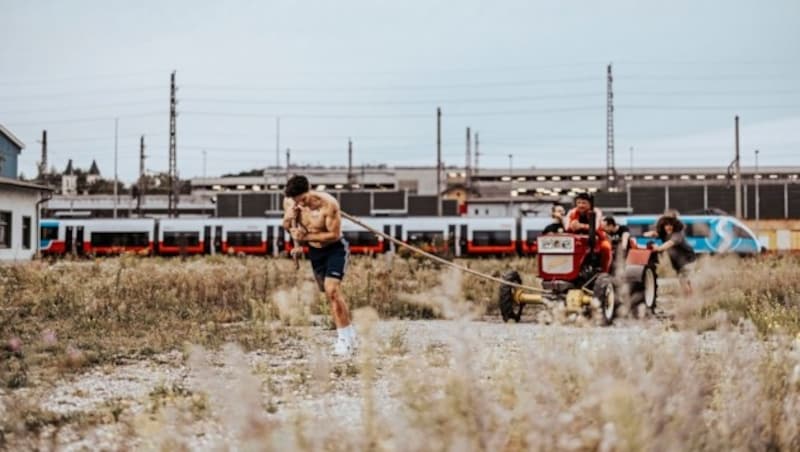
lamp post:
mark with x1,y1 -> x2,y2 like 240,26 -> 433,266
508,154 -> 513,215
755,149 -> 760,238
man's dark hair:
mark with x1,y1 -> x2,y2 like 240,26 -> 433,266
656,215 -> 684,239
285,175 -> 310,197
603,216 -> 617,226
575,192 -> 594,206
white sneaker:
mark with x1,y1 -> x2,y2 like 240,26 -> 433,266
333,336 -> 353,357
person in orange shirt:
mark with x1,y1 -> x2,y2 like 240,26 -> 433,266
563,193 -> 613,273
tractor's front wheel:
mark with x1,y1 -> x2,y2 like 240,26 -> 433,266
593,274 -> 616,326
642,266 -> 658,313
498,270 -> 522,323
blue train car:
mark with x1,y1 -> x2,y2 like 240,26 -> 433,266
621,215 -> 763,255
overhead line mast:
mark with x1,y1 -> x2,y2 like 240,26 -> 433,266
606,63 -> 617,191
168,71 -> 178,217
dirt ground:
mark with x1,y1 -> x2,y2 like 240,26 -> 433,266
2,306 -> 773,450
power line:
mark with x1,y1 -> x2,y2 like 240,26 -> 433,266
181,76 -> 599,92
0,86 -> 163,101
180,92 -> 604,106
6,111 -> 165,127
0,99 -> 165,116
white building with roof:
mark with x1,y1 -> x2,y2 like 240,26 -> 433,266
0,123 -> 53,261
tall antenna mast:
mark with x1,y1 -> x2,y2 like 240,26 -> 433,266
606,63 -> 617,190
168,71 -> 178,217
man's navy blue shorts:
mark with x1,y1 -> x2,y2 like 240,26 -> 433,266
308,238 -> 349,291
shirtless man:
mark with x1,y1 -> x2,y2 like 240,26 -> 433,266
283,175 -> 356,356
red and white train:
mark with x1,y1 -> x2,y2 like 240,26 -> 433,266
39,216 -> 553,257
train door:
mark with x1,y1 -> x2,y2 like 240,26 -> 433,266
459,224 -> 468,257
383,224 -> 392,253
214,225 -> 223,254
75,226 -> 85,255
203,226 -> 211,254
277,226 -> 286,255
448,224 -> 457,256
65,226 -> 74,255
395,224 -> 403,251
266,225 -> 275,256
153,221 -> 160,254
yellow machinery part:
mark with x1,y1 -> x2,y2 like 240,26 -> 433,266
565,289 -> 592,313
513,289 -> 544,305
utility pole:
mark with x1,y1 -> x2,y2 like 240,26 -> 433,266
39,130 -> 48,180
275,116 -> 281,169
286,148 -> 291,180
436,107 -> 442,216
138,135 -> 146,217
474,132 -> 480,177
508,154 -> 514,215
347,138 -> 354,189
202,150 -> 207,179
113,117 -> 119,219
465,126 -> 472,190
629,146 -> 634,175
755,149 -> 760,237
473,131 -> 480,195
734,115 -> 742,218
606,63 -> 617,191
168,70 -> 178,218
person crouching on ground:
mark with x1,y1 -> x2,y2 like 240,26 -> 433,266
651,215 -> 696,297
283,175 -> 357,356
564,193 -> 613,273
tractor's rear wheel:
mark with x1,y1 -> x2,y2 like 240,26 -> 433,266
593,274 -> 616,326
499,270 -> 522,323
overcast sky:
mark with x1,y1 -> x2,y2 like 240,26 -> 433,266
1,0 -> 798,183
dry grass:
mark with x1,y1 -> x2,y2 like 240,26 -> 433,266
1,253 -> 799,450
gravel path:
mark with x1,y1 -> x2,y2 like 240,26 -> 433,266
4,305 -> 766,451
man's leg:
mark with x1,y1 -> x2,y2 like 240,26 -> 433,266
324,277 -> 351,328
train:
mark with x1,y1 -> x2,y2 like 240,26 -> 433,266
38,214 -> 763,258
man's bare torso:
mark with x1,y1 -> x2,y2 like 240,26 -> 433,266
284,191 -> 341,248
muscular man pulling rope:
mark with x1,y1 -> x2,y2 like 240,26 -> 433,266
283,175 -> 357,357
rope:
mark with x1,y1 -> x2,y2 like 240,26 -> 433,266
340,211 -> 549,294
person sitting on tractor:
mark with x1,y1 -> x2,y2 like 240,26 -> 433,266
563,193 -> 613,273
542,204 -> 566,234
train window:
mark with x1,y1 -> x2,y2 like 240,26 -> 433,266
732,224 -> 752,239
685,222 -> 712,238
408,231 -> 443,243
626,224 -> 653,237
91,232 -> 149,247
227,231 -> 263,247
526,230 -> 543,244
163,231 -> 200,247
343,231 -> 380,246
472,230 -> 512,246
41,225 -> 59,241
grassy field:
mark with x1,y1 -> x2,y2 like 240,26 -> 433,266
1,254 -> 799,450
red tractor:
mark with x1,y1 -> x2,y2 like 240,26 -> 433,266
499,215 -> 658,325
